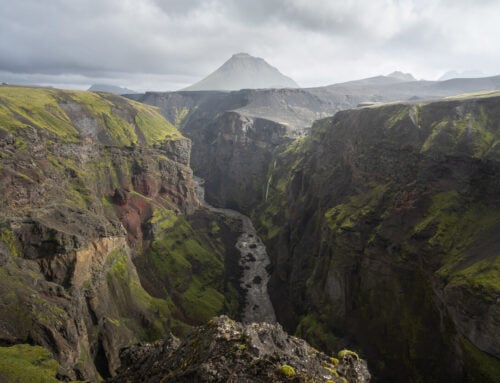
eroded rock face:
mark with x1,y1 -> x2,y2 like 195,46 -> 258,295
0,87 -> 201,381
188,111 -> 292,211
108,316 -> 371,383
257,96 -> 500,382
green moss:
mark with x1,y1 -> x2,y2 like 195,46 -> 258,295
461,337 -> 500,383
450,255 -> 500,295
0,229 -> 20,257
420,111 -> 499,158
151,208 -> 178,232
322,362 -> 339,377
106,317 -> 121,327
105,247 -> 171,341
0,344 -> 61,383
295,314 -> 339,352
414,191 -> 500,297
107,248 -> 129,280
14,170 -> 36,183
210,221 -> 221,234
329,357 -> 339,365
0,265 -> 68,337
134,103 -> 183,144
181,277 -> 224,322
68,91 -> 138,146
278,364 -> 296,377
35,301 -> 68,328
0,86 -> 183,148
386,105 -> 410,128
325,183 -> 389,233
338,349 -> 359,360
151,214 -> 224,287
0,86 -> 79,141
174,106 -> 189,128
101,195 -> 113,207
14,136 -> 29,151
146,207 -> 231,325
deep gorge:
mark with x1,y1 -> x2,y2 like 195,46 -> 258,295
0,84 -> 499,382
140,90 -> 500,382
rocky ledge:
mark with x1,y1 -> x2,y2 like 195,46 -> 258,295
108,316 -> 370,383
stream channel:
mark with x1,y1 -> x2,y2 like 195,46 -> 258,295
194,176 -> 276,323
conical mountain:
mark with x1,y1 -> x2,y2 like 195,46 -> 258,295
183,53 -> 299,91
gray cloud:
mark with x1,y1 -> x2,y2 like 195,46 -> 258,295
0,0 -> 499,91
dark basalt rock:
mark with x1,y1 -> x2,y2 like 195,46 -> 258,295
258,95 -> 500,382
108,316 -> 371,383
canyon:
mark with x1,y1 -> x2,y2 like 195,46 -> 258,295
0,80 -> 499,383
131,84 -> 500,382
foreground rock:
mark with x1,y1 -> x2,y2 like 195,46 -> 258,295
108,316 -> 370,383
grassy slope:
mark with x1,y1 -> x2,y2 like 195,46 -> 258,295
0,85 -> 182,145
0,344 -> 63,383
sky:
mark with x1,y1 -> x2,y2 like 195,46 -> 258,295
0,0 -> 499,92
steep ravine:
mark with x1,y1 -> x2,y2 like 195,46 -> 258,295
167,92 -> 500,382
194,177 -> 276,323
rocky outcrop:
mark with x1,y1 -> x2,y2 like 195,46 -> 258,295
108,315 -> 370,383
257,94 -> 500,382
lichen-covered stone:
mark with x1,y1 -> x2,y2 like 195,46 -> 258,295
108,316 -> 371,383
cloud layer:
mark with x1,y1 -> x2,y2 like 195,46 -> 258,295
1,0 -> 498,91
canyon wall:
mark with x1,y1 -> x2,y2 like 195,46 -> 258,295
0,86 -> 239,381
257,95 -> 500,382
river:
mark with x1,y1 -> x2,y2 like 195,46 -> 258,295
194,176 -> 276,323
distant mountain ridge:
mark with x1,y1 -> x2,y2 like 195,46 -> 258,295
183,53 -> 298,91
439,70 -> 485,81
88,84 -> 137,95
387,71 -> 416,81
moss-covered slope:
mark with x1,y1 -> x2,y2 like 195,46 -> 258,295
0,86 -> 239,382
257,94 -> 500,382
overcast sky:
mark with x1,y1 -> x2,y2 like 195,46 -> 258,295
1,0 -> 499,91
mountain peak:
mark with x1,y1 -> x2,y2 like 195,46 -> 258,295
183,53 -> 299,91
231,52 -> 252,58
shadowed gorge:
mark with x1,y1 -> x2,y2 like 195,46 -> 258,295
0,84 -> 371,383
135,87 -> 500,382
1,72 -> 500,383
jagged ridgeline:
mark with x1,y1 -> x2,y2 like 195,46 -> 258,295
256,92 -> 500,382
0,86 -> 243,381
